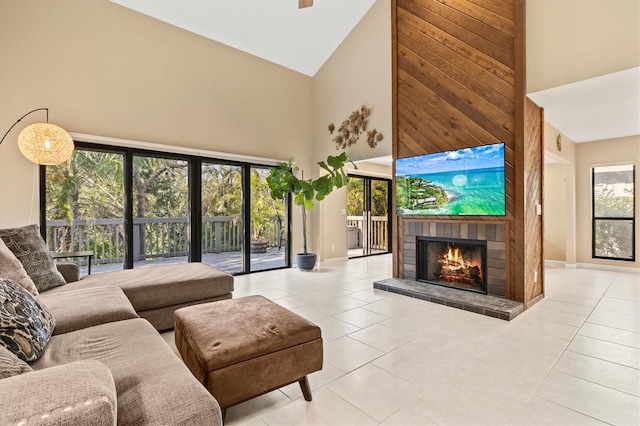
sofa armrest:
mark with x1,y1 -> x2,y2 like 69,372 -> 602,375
0,360 -> 117,426
56,261 -> 80,283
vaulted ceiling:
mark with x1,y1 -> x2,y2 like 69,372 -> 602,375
110,0 -> 375,77
111,0 -> 639,144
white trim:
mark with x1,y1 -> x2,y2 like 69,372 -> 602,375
576,262 -> 640,274
319,256 -> 349,264
544,259 -> 578,269
346,167 -> 392,179
589,160 -> 636,169
70,132 -> 286,166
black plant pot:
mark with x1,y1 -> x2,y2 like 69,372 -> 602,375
296,253 -> 317,271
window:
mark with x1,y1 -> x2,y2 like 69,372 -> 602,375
45,149 -> 125,270
42,143 -> 291,275
592,164 -> 635,261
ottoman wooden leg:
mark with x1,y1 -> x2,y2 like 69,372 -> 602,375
299,376 -> 312,401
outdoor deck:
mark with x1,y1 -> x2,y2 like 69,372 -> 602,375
68,247 -> 287,277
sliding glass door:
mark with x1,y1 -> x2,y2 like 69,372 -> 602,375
132,155 -> 189,267
250,166 -> 288,271
44,149 -> 126,273
201,162 -> 243,273
43,142 -> 290,275
347,175 -> 391,258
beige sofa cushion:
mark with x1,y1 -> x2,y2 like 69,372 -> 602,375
32,318 -> 222,425
45,262 -> 234,311
37,286 -> 139,335
0,238 -> 38,295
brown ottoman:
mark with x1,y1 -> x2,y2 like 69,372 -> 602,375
174,295 -> 323,411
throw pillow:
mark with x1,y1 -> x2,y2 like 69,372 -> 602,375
0,277 -> 56,362
0,239 -> 39,296
0,224 -> 66,292
0,344 -> 33,379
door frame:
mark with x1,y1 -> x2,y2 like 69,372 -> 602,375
347,174 -> 392,258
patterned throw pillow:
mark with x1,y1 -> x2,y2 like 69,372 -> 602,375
0,344 -> 33,379
0,224 -> 66,292
0,277 -> 56,362
0,238 -> 39,296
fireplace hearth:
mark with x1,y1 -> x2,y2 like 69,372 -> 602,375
417,236 -> 487,294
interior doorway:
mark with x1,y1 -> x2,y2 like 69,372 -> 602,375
347,175 -> 392,258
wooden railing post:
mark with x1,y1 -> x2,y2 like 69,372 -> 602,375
133,224 -> 142,261
214,221 -> 222,254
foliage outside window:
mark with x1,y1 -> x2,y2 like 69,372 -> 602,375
592,164 -> 635,261
46,150 -> 125,260
346,177 -> 389,217
44,145 -> 289,273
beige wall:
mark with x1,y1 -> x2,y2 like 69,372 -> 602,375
575,135 -> 640,268
312,0 -> 392,261
542,122 -> 577,264
543,124 -> 640,269
526,0 -> 640,93
544,162 -> 570,262
0,0 -> 313,232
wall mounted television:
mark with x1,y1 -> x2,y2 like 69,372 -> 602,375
396,143 -> 506,216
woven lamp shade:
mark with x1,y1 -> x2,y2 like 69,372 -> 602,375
17,123 -> 74,165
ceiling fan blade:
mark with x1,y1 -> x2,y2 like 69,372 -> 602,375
299,0 -> 313,8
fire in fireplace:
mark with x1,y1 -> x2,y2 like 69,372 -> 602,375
416,236 -> 488,294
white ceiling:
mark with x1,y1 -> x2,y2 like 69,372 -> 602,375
528,67 -> 640,143
110,0 -> 375,77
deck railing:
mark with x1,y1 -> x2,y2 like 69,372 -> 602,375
46,216 -> 283,264
46,216 -> 384,266
346,215 -> 389,250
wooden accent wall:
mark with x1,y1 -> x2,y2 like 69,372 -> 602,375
522,97 -> 544,305
392,0 -> 544,306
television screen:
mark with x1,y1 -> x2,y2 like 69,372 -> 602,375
396,143 -> 506,216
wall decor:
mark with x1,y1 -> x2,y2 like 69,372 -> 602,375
328,105 -> 383,149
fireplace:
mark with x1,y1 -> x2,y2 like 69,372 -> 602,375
416,236 -> 488,294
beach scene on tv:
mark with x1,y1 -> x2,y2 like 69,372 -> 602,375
396,143 -> 506,216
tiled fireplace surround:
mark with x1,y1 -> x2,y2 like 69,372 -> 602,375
374,219 -> 525,320
404,220 -> 507,297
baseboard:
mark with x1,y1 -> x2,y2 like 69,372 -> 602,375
576,262 -> 640,274
545,260 -> 579,269
318,257 -> 348,264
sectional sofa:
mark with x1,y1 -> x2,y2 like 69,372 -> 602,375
0,224 -> 234,425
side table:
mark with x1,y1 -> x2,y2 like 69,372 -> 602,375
50,250 -> 94,275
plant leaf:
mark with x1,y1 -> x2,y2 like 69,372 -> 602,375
304,199 -> 314,210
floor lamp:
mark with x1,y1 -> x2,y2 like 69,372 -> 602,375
0,108 -> 74,165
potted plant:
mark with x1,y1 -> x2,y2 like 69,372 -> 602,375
266,152 -> 355,270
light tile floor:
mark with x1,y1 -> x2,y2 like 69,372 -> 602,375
163,255 -> 640,425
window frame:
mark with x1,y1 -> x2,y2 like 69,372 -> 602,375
40,141 -> 292,274
591,163 -> 636,262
